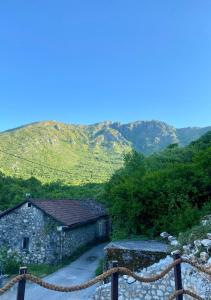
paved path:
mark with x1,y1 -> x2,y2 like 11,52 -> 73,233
2,243 -> 107,300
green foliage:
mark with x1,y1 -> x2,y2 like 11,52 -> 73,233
27,264 -> 59,277
105,131 -> 211,238
111,226 -> 130,240
0,246 -> 20,275
178,221 -> 211,246
0,120 -> 210,186
95,259 -> 104,276
0,121 -> 130,185
0,121 -> 211,239
0,173 -> 104,211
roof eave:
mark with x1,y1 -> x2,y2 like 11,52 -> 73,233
67,214 -> 108,229
0,198 -> 108,228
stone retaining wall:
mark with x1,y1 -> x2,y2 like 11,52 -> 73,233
104,240 -> 169,271
93,256 -> 211,300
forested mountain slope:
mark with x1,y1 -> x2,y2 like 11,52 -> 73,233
105,131 -> 211,237
0,120 -> 210,184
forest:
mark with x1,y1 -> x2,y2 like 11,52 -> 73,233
0,131 -> 211,240
104,131 -> 211,238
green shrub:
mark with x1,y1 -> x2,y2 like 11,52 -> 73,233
178,222 -> 211,246
95,259 -> 104,276
111,226 -> 130,240
0,246 -> 20,275
105,132 -> 211,238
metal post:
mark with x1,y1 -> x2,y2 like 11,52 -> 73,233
16,267 -> 27,300
111,261 -> 118,300
173,251 -> 183,300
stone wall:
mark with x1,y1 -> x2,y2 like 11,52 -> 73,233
93,256 -> 211,300
61,221 -> 102,258
104,240 -> 169,271
0,202 -> 108,264
0,203 -> 48,263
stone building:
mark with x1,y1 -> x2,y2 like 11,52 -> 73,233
0,198 -> 109,264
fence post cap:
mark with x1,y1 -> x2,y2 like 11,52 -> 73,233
171,250 -> 181,258
112,261 -> 118,267
19,266 -> 27,274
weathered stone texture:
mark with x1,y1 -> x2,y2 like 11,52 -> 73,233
104,240 -> 169,271
0,203 -> 108,264
0,203 -> 47,263
93,256 -> 211,300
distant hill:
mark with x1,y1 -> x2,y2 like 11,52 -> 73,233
0,120 -> 210,184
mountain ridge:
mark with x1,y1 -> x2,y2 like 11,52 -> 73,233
0,120 -> 210,184
1,119 -> 210,134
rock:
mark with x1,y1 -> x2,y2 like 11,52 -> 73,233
188,254 -> 198,262
194,240 -> 201,247
160,232 -> 170,238
201,239 -> 211,248
207,233 -> 211,240
207,257 -> 211,265
170,240 -> 179,246
201,220 -> 208,226
183,245 -> 191,254
201,215 -> 211,226
182,254 -> 190,260
168,235 -> 176,242
200,252 -> 209,262
127,276 -> 136,284
157,290 -> 164,297
171,250 -> 181,256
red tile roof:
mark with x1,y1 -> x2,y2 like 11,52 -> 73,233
29,199 -> 107,227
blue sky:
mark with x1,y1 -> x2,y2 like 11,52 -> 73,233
0,1 -> 211,131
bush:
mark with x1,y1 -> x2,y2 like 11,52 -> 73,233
0,246 -> 20,275
95,259 -> 104,276
178,222 -> 211,246
104,132 -> 211,238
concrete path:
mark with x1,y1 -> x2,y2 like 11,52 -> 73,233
1,243 -> 107,300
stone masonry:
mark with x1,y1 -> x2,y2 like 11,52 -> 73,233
93,255 -> 211,300
0,201 -> 108,264
104,240 -> 169,271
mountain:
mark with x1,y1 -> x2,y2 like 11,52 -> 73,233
0,120 -> 210,184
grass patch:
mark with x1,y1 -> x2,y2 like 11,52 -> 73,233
27,264 -> 59,277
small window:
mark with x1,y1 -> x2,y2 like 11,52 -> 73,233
27,202 -> 31,207
23,237 -> 29,250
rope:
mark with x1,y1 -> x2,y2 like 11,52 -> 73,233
168,289 -> 204,300
0,258 -> 210,298
0,260 -> 181,295
182,258 -> 211,276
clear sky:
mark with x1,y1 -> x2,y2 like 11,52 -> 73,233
0,1 -> 211,131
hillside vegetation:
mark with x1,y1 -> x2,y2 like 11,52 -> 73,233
0,174 -> 103,211
104,131 -> 211,238
0,120 -> 210,185
0,129 -> 211,239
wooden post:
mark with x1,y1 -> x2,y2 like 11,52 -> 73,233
173,251 -> 183,300
111,261 -> 118,300
16,267 -> 27,300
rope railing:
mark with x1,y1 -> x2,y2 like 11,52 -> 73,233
168,289 -> 204,300
0,255 -> 210,300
